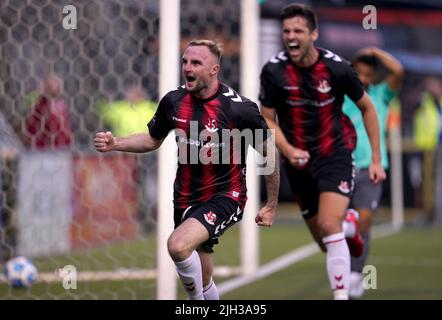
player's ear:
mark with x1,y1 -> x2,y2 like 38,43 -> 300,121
211,64 -> 220,76
311,29 -> 318,41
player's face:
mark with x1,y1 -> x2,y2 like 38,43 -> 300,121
182,45 -> 219,95
44,77 -> 62,97
282,16 -> 318,64
354,62 -> 375,89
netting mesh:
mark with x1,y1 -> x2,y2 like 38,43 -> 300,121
180,0 -> 240,90
0,0 -> 241,299
1,0 -> 161,300
1,0 -> 160,149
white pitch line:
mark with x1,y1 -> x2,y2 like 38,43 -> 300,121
0,266 -> 241,284
218,243 -> 320,295
0,224 -> 400,287
218,222 -> 400,296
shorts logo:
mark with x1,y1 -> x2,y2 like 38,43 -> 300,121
232,191 -> 239,198
338,180 -> 350,194
204,211 -> 217,225
214,207 -> 243,235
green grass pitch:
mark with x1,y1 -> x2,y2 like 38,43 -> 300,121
1,223 -> 441,299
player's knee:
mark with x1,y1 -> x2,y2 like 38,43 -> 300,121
167,235 -> 189,261
317,215 -> 341,235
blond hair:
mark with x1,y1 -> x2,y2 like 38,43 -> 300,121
187,39 -> 223,62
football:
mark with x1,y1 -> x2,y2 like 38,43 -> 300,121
3,256 -> 38,288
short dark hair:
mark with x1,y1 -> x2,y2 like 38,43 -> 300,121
187,39 -> 223,62
280,3 -> 317,32
353,54 -> 377,68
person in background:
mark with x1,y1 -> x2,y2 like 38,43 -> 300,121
25,74 -> 72,150
342,47 -> 404,299
414,77 -> 442,226
98,84 -> 158,231
259,3 -> 386,300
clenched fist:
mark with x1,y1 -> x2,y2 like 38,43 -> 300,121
283,145 -> 310,169
94,131 -> 115,152
255,205 -> 276,227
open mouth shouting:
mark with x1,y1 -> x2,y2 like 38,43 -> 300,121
287,41 -> 301,55
185,74 -> 197,89
185,75 -> 196,83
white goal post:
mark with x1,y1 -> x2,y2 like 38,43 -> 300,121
240,0 -> 260,276
155,0 -> 261,298
157,0 -> 180,300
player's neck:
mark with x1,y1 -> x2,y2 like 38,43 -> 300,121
294,46 -> 319,68
193,80 -> 220,100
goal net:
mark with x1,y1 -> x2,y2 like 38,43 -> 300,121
0,0 -> 246,299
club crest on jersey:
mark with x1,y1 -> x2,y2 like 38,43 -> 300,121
204,211 -> 217,225
338,180 -> 350,194
317,80 -> 331,93
205,118 -> 218,133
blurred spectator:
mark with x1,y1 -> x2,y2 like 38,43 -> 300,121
413,77 -> 442,224
425,77 -> 442,145
419,77 -> 442,226
98,85 -> 158,231
18,76 -> 74,256
413,77 -> 441,152
99,85 -> 156,137
25,75 -> 72,150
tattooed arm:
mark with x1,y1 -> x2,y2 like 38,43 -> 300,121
254,135 -> 280,227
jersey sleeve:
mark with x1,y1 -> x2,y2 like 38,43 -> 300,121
259,65 -> 280,108
237,101 -> 269,131
343,64 -> 365,103
236,101 -> 270,151
147,95 -> 173,140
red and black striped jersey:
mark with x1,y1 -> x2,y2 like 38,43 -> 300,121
259,48 -> 364,159
148,82 -> 269,209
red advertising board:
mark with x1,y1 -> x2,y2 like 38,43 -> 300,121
72,154 -> 139,248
